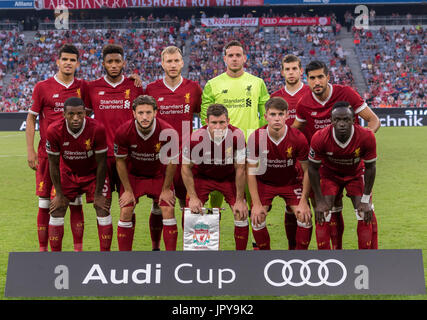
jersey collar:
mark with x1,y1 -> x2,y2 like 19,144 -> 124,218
135,118 -> 156,141
333,125 -> 355,149
267,124 -> 288,146
104,75 -> 124,88
284,82 -> 304,97
66,118 -> 86,139
163,76 -> 183,92
54,74 -> 74,89
312,83 -> 333,106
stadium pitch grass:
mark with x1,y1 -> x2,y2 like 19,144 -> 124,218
0,128 -> 426,300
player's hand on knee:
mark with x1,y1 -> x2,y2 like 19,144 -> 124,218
314,210 -> 327,224
189,197 -> 203,214
159,188 -> 176,208
250,204 -> 266,227
94,194 -> 110,212
357,202 -> 373,223
295,202 -> 312,225
49,194 -> 69,214
119,190 -> 136,208
233,199 -> 248,221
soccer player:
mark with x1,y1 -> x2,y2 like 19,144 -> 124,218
181,104 -> 249,250
114,95 -> 179,251
293,60 -> 380,250
26,44 -> 87,252
145,46 -> 202,250
84,43 -> 144,245
308,101 -> 378,249
270,54 -> 312,250
45,97 -> 112,252
200,40 -> 270,249
247,97 -> 312,250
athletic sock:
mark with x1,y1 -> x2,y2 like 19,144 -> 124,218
37,198 -> 50,251
117,220 -> 134,251
355,209 -> 373,249
69,202 -> 84,252
251,222 -> 270,250
329,208 -> 344,250
97,215 -> 113,251
234,220 -> 249,250
149,206 -> 163,250
315,222 -> 331,250
284,209 -> 297,250
370,210 -> 378,249
163,218 -> 178,251
295,223 -> 312,250
48,216 -> 64,252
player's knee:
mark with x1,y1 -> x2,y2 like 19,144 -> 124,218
50,209 -> 66,218
120,207 -> 134,221
161,206 -> 175,219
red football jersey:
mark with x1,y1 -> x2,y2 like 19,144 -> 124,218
182,124 -> 246,182
271,83 -> 311,127
114,118 -> 179,178
295,84 -> 367,142
145,77 -> 202,145
309,124 -> 377,178
84,76 -> 144,157
46,117 -> 108,177
247,125 -> 309,186
30,76 -> 88,158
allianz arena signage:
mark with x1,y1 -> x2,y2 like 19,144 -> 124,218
5,250 -> 425,296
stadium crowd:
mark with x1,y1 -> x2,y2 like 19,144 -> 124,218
0,12 -> 426,112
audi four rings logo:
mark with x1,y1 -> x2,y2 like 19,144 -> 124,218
264,259 -> 347,287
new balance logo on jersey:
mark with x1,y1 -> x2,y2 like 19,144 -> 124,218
311,112 -> 318,116
131,145 -> 137,148
158,97 -> 164,101
63,142 -> 69,146
222,89 -> 228,94
99,91 -> 105,95
326,152 -> 333,155
52,94 -> 59,98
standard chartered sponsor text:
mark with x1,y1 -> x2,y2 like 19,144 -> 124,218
99,99 -> 125,109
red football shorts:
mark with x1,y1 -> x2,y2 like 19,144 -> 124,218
321,174 -> 364,197
192,178 -> 236,206
120,174 -> 172,207
61,171 -> 111,203
35,156 -> 53,198
257,180 -> 302,207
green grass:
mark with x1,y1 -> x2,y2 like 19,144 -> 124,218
0,128 -> 426,300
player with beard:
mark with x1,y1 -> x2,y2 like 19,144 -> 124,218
293,60 -> 380,250
270,54 -> 312,250
84,44 -> 144,243
26,44 -> 88,251
145,46 -> 202,250
114,95 -> 179,251
308,102 -> 378,249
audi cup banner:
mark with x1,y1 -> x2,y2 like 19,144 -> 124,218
5,250 -> 425,297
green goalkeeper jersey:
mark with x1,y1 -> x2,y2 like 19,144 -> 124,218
201,71 -> 270,139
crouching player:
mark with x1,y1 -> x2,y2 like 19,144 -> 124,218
114,95 -> 179,251
46,97 -> 112,251
246,97 -> 312,250
308,101 -> 378,249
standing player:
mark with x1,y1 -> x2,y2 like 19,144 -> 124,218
293,60 -> 380,250
46,97 -> 112,252
200,40 -> 270,249
270,54 -> 312,250
308,102 -> 378,249
26,44 -> 87,252
145,46 -> 202,250
114,95 -> 179,251
181,104 -> 249,250
247,97 -> 312,250
84,44 -> 144,245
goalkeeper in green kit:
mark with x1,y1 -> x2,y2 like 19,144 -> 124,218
200,40 -> 270,250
